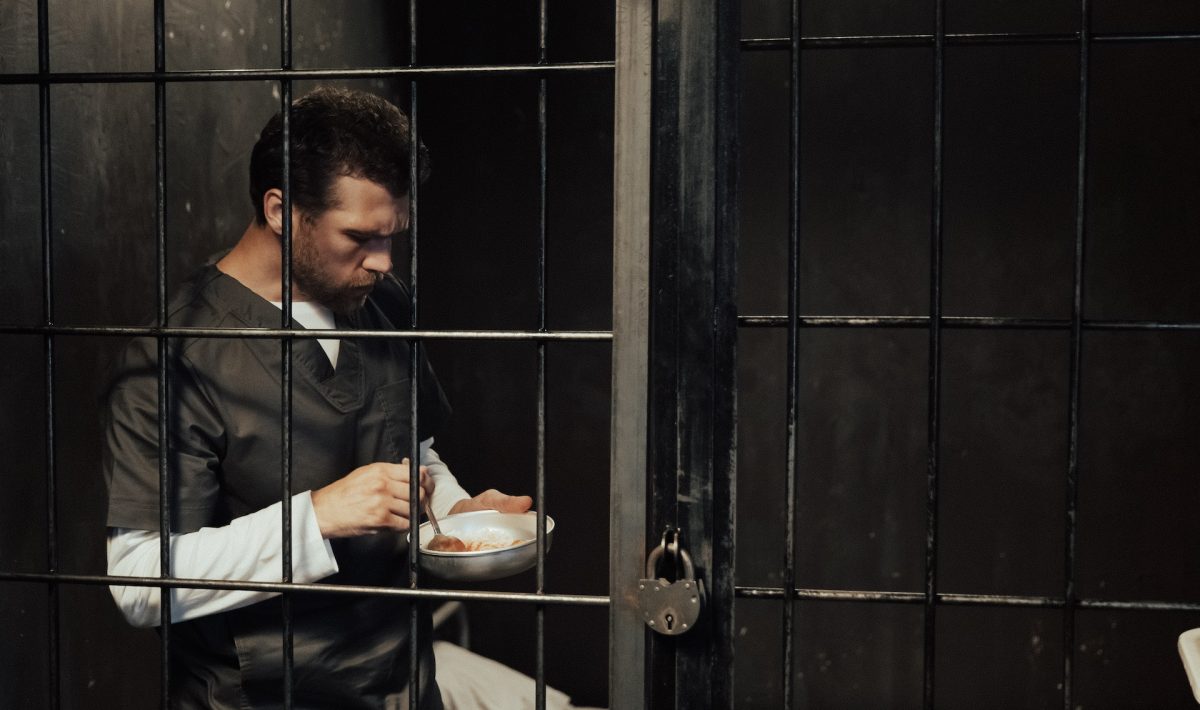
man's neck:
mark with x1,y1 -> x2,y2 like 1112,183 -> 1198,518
217,221 -> 302,304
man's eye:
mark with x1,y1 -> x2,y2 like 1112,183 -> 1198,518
349,232 -> 396,242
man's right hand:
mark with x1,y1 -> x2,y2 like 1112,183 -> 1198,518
310,460 -> 430,538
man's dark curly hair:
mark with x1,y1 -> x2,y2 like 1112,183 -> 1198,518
249,87 -> 430,225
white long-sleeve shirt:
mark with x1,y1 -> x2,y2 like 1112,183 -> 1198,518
107,439 -> 469,627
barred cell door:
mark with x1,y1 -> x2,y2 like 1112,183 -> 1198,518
614,0 -> 1200,707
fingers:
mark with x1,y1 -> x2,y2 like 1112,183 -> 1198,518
419,466 -> 433,497
365,490 -> 420,532
385,497 -> 413,521
315,460 -> 435,538
385,479 -> 426,503
448,489 -> 535,515
489,491 -> 533,513
385,460 -> 430,498
474,489 -> 531,512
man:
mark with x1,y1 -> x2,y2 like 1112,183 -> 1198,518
103,87 -> 530,709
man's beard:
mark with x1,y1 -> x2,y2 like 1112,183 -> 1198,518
291,232 -> 381,316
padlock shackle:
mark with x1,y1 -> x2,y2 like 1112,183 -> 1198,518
667,530 -> 680,579
645,542 -> 695,581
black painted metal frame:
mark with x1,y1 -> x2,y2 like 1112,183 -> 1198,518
1,2 -> 615,709
608,0 -> 653,705
737,4 -> 1200,710
643,0 -> 740,707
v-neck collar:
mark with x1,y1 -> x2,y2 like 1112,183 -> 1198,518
200,265 -> 367,413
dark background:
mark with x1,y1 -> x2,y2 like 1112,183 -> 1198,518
2,1 -> 1199,708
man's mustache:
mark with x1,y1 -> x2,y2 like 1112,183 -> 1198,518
350,272 -> 385,289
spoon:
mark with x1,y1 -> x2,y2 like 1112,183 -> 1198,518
423,499 -> 467,552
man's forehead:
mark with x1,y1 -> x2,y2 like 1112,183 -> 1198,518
324,176 -> 409,229
329,174 -> 408,203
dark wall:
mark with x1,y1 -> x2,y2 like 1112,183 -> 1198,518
0,1 -> 614,708
735,1 -> 1200,708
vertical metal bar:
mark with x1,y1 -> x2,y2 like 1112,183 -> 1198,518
922,0 -> 946,707
782,0 -> 801,705
711,3 -> 741,704
151,1 -> 173,707
279,2 -> 295,707
407,5 -> 422,709
536,2 -> 549,709
1063,2 -> 1090,708
36,1 -> 58,707
610,0 -> 653,705
157,304 -> 171,708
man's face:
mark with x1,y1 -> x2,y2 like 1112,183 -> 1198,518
292,175 -> 408,315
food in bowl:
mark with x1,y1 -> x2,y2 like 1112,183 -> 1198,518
426,527 -> 528,552
410,510 -> 554,581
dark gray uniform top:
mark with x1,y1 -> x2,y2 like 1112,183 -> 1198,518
103,264 -> 451,709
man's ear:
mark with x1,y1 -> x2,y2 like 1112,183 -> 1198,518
263,188 -> 285,236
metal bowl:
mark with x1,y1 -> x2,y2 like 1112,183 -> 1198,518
409,510 -> 555,581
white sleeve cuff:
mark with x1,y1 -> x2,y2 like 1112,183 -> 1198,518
421,438 -> 471,519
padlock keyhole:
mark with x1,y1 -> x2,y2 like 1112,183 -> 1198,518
665,613 -> 674,630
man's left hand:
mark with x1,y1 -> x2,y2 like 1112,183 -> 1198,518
448,489 -> 533,516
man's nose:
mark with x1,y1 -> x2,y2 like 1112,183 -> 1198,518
362,242 -> 392,274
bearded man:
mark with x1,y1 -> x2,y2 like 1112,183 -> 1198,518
102,87 -> 531,709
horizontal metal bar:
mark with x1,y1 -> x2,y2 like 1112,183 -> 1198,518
737,587 -> 925,603
734,586 -> 1200,612
1083,320 -> 1200,331
9,319 -> 1197,338
741,35 -> 923,50
736,315 -> 1200,331
0,61 -> 614,86
8,319 -> 1196,338
740,30 -> 1200,51
1097,32 -> 1200,43
0,324 -> 613,341
0,571 -> 610,607
1077,598 -> 1200,612
939,593 -> 1063,608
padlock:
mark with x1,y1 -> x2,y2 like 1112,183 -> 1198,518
638,535 -> 703,635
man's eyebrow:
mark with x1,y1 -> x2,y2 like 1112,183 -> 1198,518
345,228 -> 405,239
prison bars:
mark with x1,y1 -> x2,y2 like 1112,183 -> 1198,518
736,586 -> 1200,612
0,326 -> 611,339
926,3 -> 946,706
277,2 -> 296,706
407,6 -> 421,706
0,63 -> 612,85
11,3 -> 616,710
536,2 -> 551,707
741,5 -> 1200,710
152,0 -> 174,705
608,0 -> 653,705
780,1 -> 800,707
1063,6 -> 1090,709
741,29 -> 1200,50
11,5 -> 1200,709
36,0 -> 57,708
0,571 -> 609,606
